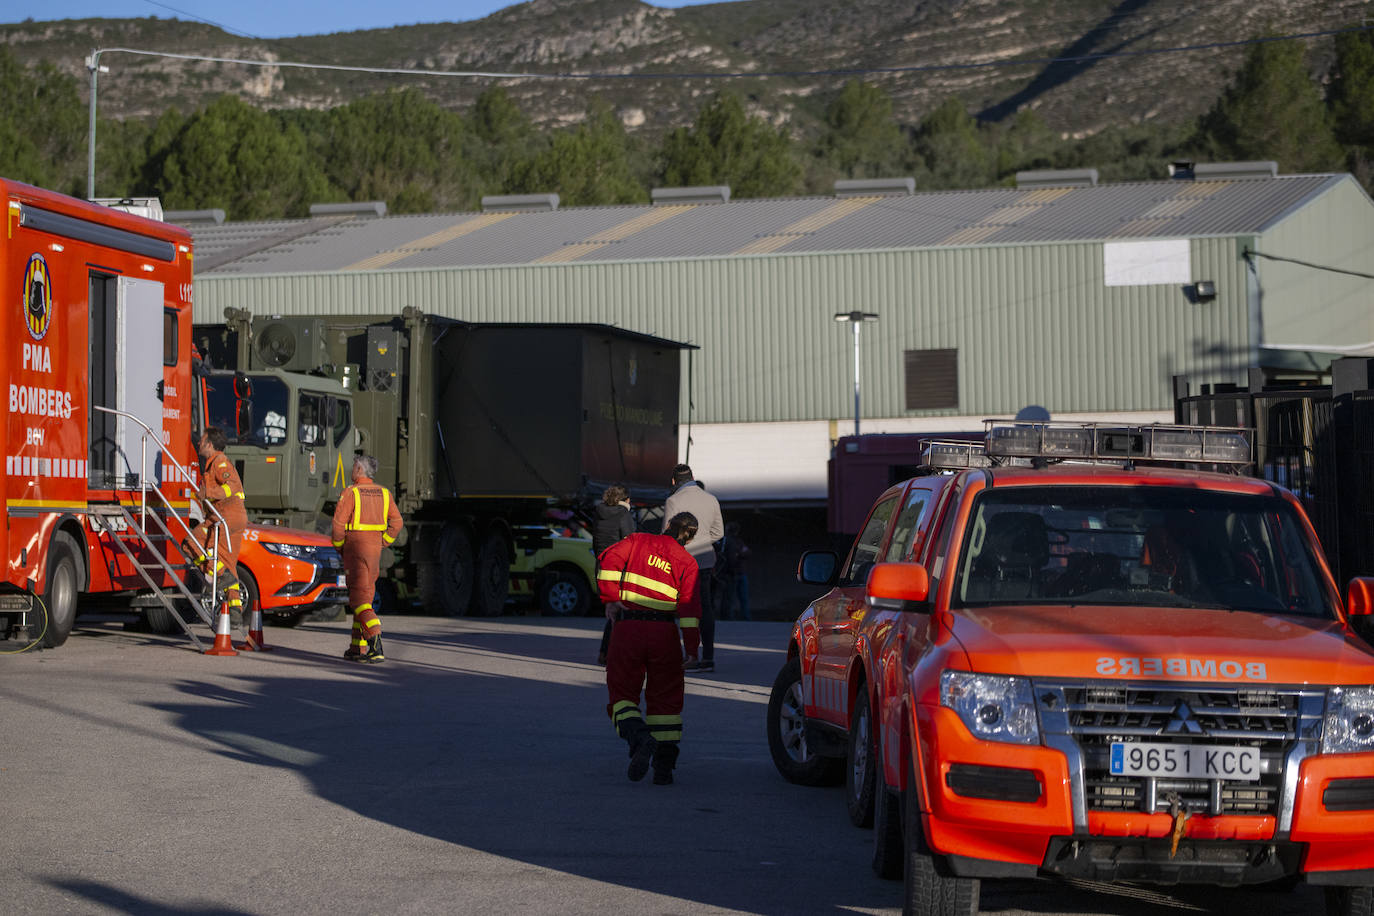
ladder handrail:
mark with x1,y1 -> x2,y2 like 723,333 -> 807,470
92,405 -> 229,609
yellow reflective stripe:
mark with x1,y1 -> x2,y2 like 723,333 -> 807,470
621,571 -> 678,600
356,603 -> 373,613
597,569 -> 622,582
332,538 -> 345,548
678,617 -> 699,628
619,592 -> 677,611
346,487 -> 389,531
649,729 -> 683,741
382,533 -> 396,545
645,715 -> 681,726
612,700 -> 639,714
219,484 -> 232,496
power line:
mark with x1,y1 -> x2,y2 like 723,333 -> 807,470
90,23 -> 1374,84
1246,247 -> 1374,281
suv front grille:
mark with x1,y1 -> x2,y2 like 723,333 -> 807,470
1036,681 -> 1324,819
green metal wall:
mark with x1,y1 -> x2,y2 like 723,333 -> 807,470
1254,179 -> 1374,351
197,237 -> 1254,425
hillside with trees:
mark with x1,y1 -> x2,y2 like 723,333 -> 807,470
1,0 -> 1372,217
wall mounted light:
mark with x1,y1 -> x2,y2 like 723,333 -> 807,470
1193,280 -> 1217,301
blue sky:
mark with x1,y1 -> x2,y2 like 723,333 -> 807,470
13,1 -> 730,39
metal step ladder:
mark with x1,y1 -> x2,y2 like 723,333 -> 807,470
92,406 -> 232,652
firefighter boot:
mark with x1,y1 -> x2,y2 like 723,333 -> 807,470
360,633 -> 385,664
652,743 -> 680,785
626,729 -> 657,783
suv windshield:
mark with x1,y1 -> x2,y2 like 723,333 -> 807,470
952,485 -> 1337,618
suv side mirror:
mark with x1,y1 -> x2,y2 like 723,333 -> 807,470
797,550 -> 838,587
1347,578 -> 1374,617
867,562 -> 931,613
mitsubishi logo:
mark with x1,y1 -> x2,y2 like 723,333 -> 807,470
1164,700 -> 1205,735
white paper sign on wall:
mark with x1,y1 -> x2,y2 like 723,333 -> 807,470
1103,239 -> 1191,287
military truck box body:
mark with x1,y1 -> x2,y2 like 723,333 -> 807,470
194,310 -> 688,616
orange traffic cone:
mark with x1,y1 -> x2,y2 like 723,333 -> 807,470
204,601 -> 239,656
238,604 -> 271,652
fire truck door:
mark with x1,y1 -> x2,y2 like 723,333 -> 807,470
88,275 -> 164,486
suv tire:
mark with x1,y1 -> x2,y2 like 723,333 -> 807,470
847,688 -> 877,827
904,756 -> 979,916
767,657 -> 842,786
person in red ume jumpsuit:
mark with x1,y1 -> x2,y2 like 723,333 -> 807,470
598,512 -> 701,785
331,454 -> 403,663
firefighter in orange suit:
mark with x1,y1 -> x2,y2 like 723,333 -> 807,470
187,427 -> 247,621
332,454 -> 403,663
597,511 -> 701,785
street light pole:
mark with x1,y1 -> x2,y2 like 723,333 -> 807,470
85,50 -> 109,199
833,310 -> 879,437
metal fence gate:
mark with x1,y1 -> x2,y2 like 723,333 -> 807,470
1175,359 -> 1374,585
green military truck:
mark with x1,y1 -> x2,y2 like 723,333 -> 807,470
193,307 -> 688,616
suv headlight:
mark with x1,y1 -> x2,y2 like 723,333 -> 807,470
1324,686 -> 1374,753
262,541 -> 320,561
940,671 -> 1040,745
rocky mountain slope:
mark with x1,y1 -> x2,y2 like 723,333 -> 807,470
2,0 -> 1365,139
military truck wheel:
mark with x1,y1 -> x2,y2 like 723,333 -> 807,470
436,523 -> 475,616
848,688 -> 878,827
373,578 -> 400,616
1327,886 -> 1374,916
767,657 -> 843,786
470,530 -> 510,617
538,567 -> 592,617
41,531 -> 82,648
904,756 -> 979,916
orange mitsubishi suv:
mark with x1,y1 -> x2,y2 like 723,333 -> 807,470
768,422 -> 1374,916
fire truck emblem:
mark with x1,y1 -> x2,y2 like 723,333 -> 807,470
22,253 -> 52,341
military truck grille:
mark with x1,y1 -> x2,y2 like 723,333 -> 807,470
1036,682 -> 1324,818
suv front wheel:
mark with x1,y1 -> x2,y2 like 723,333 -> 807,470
904,756 -> 979,915
767,657 -> 842,786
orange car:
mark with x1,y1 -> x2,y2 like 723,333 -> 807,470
237,523 -> 349,626
770,423 -> 1374,916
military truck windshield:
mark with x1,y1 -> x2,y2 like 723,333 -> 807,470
204,375 -> 289,446
952,485 -> 1337,618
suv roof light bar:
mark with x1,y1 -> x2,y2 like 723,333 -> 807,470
981,420 -> 1253,466
919,440 -> 992,470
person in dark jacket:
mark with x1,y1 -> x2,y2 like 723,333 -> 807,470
593,485 -> 636,665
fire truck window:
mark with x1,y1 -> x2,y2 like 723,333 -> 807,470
332,398 -> 351,448
841,494 -> 898,587
299,393 -> 326,447
163,309 -> 177,366
205,375 -> 287,446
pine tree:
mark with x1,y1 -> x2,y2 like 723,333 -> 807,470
155,95 -> 330,219
1195,37 -> 1344,172
913,99 -> 994,190
510,98 -> 646,206
657,91 -> 802,198
816,80 -> 910,180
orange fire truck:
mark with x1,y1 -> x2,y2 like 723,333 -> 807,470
0,178 -> 223,649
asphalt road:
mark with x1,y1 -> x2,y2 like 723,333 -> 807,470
0,612 -> 1330,915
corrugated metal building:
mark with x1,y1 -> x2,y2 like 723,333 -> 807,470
186,165 -> 1374,504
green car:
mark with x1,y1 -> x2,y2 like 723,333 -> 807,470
509,527 -> 598,616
